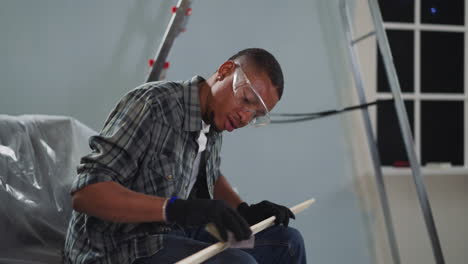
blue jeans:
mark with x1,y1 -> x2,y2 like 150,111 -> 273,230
133,225 -> 306,264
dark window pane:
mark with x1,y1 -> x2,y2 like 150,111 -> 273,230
421,0 -> 464,25
378,30 -> 414,93
378,100 -> 414,166
421,31 -> 464,93
378,0 -> 414,23
421,101 -> 464,166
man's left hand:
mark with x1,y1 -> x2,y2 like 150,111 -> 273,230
237,200 -> 295,227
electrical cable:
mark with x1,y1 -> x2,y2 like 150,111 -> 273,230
271,98 -> 394,124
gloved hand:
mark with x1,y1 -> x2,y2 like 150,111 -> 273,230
237,200 -> 295,227
166,199 -> 252,241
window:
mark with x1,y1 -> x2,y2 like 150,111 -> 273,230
376,0 -> 466,168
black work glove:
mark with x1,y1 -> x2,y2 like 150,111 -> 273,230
166,199 -> 252,241
237,200 -> 295,227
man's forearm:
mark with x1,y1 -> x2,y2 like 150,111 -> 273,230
72,181 -> 167,223
214,174 -> 243,209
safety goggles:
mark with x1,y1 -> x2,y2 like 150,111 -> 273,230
232,63 -> 271,127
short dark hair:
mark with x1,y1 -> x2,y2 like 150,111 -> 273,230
228,48 -> 284,99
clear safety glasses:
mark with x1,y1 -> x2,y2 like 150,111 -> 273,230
232,64 -> 271,127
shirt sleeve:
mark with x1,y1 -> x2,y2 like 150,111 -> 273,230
71,89 -> 154,194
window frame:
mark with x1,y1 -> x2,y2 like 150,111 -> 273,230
373,0 -> 468,173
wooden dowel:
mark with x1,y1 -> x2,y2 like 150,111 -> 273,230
175,198 -> 316,264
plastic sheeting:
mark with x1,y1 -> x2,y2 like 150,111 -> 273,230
0,115 -> 96,264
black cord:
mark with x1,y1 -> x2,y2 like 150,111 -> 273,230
271,99 -> 393,124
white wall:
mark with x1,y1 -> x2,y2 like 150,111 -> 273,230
384,174 -> 468,264
0,0 -> 378,263
0,0 -> 173,130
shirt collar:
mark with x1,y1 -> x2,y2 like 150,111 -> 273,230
183,75 -> 205,132
201,121 -> 210,134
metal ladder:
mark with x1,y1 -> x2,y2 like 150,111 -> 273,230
146,0 -> 192,82
339,0 -> 445,263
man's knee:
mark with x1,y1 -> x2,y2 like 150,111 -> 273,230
284,227 -> 305,243
267,226 -> 304,244
284,227 -> 305,251
269,226 -> 306,256
214,248 -> 257,264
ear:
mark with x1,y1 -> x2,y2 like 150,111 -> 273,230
216,60 -> 236,80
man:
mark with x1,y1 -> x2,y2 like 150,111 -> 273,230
64,48 -> 306,263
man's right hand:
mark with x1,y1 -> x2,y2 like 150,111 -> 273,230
166,199 -> 252,241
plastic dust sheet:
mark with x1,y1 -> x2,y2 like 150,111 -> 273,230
0,115 -> 96,264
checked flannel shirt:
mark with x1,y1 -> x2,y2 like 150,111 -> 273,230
63,76 -> 223,264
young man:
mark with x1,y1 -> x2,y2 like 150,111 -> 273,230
64,48 -> 306,263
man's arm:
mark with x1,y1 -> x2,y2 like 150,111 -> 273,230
214,174 -> 243,209
72,181 -> 167,223
71,90 -> 171,223
73,180 -> 253,241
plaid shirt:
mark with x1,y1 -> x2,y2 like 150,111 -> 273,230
64,76 -> 223,264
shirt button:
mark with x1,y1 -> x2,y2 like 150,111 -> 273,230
167,174 -> 173,180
